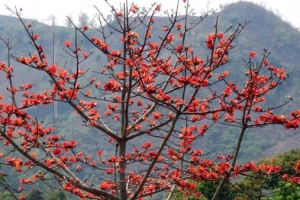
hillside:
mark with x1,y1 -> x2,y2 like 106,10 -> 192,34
0,1 -> 299,194
0,1 -> 299,156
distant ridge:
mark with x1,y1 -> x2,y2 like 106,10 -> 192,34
0,1 -> 299,157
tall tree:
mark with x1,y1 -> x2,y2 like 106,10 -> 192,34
64,15 -> 73,28
1,0 -> 300,199
78,12 -> 89,27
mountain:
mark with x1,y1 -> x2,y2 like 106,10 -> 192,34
0,0 -> 299,168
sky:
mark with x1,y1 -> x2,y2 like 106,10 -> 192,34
0,0 -> 299,28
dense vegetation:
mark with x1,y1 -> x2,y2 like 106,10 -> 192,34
173,149 -> 300,200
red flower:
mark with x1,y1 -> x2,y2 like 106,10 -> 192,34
108,155 -> 117,162
19,194 -> 25,200
118,11 -> 123,17
19,185 -> 24,191
217,32 -> 224,39
142,142 -> 152,149
90,160 -> 97,167
103,79 -> 121,92
263,59 -> 268,66
249,51 -> 256,58
76,164 -> 82,172
152,112 -> 162,119
212,112 -> 219,121
155,4 -> 161,11
113,114 -> 119,120
52,148 -> 62,156
195,192 -> 201,198
134,124 -> 141,130
33,34 -> 39,40
97,151 -> 103,156
105,168 -> 114,174
136,99 -> 143,106
64,40 -> 72,48
20,178 -> 32,184
99,180 -> 113,190
82,26 -> 88,31
82,52 -> 88,57
130,4 -> 139,13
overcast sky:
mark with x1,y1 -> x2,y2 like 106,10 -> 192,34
0,0 -> 299,28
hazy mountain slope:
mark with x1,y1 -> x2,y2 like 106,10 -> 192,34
0,1 -> 299,160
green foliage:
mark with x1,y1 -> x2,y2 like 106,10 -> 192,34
26,188 -> 45,200
46,190 -> 67,200
232,149 -> 300,199
0,192 -> 15,200
172,149 -> 300,199
264,182 -> 300,200
171,181 -> 235,200
196,181 -> 235,200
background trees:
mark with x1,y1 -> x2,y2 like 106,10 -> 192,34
78,12 -> 89,28
0,0 -> 299,199
173,149 -> 300,199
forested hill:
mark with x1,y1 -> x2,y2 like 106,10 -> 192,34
218,2 -> 300,65
0,1 -> 300,159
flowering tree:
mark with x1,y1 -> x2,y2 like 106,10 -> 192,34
1,0 -> 300,199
